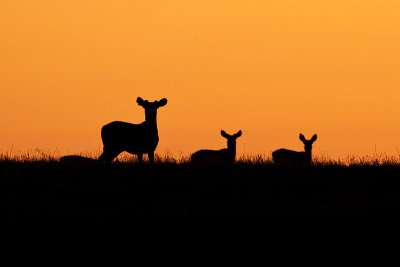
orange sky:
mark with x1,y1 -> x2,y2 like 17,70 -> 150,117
1,1 -> 400,159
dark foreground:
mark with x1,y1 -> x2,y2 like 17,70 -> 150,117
4,160 -> 400,219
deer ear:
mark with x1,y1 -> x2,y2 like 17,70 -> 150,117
299,133 -> 306,142
235,130 -> 242,138
311,134 -> 317,142
221,130 -> 229,138
158,98 -> 167,107
137,97 -> 144,106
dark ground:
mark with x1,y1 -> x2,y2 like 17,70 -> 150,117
4,160 -> 400,219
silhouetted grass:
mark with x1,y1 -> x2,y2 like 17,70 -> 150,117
3,150 -> 400,219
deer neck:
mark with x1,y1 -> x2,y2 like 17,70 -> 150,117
227,142 -> 236,156
145,113 -> 158,131
304,148 -> 312,160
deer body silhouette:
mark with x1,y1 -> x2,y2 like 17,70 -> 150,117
272,134 -> 317,166
98,97 -> 167,165
191,130 -> 242,165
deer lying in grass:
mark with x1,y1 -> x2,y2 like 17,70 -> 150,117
59,155 -> 98,166
98,97 -> 167,165
191,130 -> 242,166
272,134 -> 317,166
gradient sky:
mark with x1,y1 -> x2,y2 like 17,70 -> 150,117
1,1 -> 399,159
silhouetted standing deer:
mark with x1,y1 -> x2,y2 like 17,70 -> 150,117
272,134 -> 317,166
98,97 -> 167,165
191,130 -> 242,165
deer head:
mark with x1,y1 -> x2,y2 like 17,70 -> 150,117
299,133 -> 317,153
221,130 -> 242,151
137,97 -> 168,121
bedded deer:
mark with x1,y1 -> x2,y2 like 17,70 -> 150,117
98,97 -> 167,165
272,134 -> 317,166
191,130 -> 242,166
59,155 -> 97,165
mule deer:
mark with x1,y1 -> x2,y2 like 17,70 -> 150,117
272,134 -> 317,166
191,130 -> 242,165
98,97 -> 167,165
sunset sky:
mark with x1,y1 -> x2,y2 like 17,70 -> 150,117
1,1 -> 400,159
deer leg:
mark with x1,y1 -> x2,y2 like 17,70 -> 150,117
137,154 -> 143,164
99,148 -> 120,164
148,152 -> 155,166
98,153 -> 105,163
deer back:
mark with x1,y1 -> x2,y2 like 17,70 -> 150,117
101,121 -> 159,154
